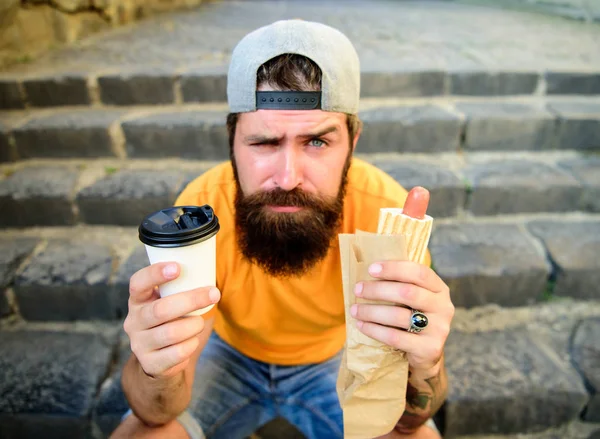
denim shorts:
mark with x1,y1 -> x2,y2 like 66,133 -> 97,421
123,332 -> 438,439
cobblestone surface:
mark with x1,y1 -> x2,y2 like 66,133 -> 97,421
94,331 -> 131,436
121,110 -> 228,160
445,330 -> 588,436
0,166 -> 79,227
546,73 -> 600,95
98,70 -> 175,106
13,240 -> 116,320
23,74 -> 90,107
180,66 -> 229,103
0,121 -> 14,162
0,237 -> 38,316
548,100 -> 600,151
3,99 -> 598,163
430,222 -> 551,307
76,169 -> 185,226
0,153 -> 597,228
0,291 -> 9,317
558,156 -> 600,212
369,156 -> 466,217
359,105 -> 462,153
0,80 -> 24,109
457,102 -> 556,151
571,318 -> 600,422
2,0 -> 599,76
0,238 -> 39,289
464,159 -> 583,215
360,71 -> 446,98
450,72 -> 539,96
527,220 -> 600,300
0,327 -> 116,438
12,110 -> 122,159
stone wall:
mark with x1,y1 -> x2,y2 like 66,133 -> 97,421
461,0 -> 600,22
516,0 -> 600,21
0,0 -> 207,68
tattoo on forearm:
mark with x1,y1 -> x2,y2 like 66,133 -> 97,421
411,391 -> 430,410
395,370 -> 447,434
395,409 -> 429,434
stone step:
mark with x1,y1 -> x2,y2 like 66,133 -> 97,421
464,0 -> 600,23
1,300 -> 599,438
1,97 -> 599,163
0,228 -> 138,322
430,216 -> 600,307
0,150 -> 598,228
1,214 -> 599,323
0,321 -> 123,439
1,0 -> 600,110
446,302 -> 600,437
2,67 -> 600,110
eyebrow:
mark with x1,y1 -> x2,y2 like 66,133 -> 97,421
244,134 -> 282,145
297,125 -> 340,139
244,125 -> 340,145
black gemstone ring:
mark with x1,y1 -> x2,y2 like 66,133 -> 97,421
407,310 -> 429,333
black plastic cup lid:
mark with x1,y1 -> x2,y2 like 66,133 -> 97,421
139,205 -> 220,248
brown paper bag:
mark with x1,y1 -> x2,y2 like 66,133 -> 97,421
336,231 -> 410,439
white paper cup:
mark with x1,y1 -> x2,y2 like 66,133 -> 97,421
139,205 -> 220,317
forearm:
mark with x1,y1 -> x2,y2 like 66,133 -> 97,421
394,356 -> 448,435
121,354 -> 192,426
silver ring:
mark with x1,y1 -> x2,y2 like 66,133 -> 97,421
407,309 -> 429,333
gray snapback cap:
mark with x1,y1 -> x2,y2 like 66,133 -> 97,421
227,20 -> 360,114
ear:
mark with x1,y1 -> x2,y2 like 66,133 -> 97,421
351,122 -> 362,153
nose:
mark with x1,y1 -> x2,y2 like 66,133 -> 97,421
274,146 -> 303,191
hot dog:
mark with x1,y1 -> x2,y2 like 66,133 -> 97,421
402,186 -> 430,220
377,186 -> 433,264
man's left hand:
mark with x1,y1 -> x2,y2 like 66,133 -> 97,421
351,260 -> 454,375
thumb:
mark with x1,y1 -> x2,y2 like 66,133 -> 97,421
129,262 -> 180,304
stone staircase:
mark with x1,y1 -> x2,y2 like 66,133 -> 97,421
1,1 -> 600,438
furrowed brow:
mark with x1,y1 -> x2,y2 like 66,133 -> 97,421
298,125 -> 339,139
244,134 -> 283,145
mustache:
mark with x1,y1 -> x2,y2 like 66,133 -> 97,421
234,185 -> 345,278
241,187 -> 334,210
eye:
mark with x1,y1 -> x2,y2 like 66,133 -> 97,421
308,138 -> 326,148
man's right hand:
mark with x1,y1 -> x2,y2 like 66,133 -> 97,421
123,262 -> 220,379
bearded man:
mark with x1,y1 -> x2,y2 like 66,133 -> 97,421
112,20 -> 454,439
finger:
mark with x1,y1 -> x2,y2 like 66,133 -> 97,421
129,262 -> 180,304
368,260 -> 446,293
137,316 -> 206,352
140,287 -> 220,328
141,335 -> 201,377
358,321 -> 443,369
403,186 -> 430,220
358,321 -> 419,351
351,303 -> 412,329
356,281 -> 435,311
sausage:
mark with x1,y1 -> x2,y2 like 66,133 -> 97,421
403,186 -> 430,220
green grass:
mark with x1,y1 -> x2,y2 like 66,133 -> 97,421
541,279 -> 557,302
463,177 -> 473,194
104,166 -> 118,175
2,169 -> 15,178
14,54 -> 33,64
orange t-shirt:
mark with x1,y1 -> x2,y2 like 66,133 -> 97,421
175,158 -> 431,365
